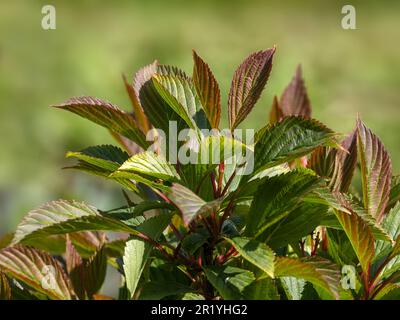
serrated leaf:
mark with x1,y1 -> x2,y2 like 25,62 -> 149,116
204,266 -> 255,300
12,200 -> 138,244
192,50 -> 221,128
113,151 -> 180,182
280,65 -> 311,118
357,119 -> 392,222
228,48 -> 275,129
308,147 -> 336,178
168,183 -> 222,225
153,74 -> 209,130
334,210 -> 374,274
123,213 -> 172,298
246,169 -> 322,237
275,257 -> 340,299
330,130 -> 358,192
0,245 -> 74,300
281,277 -> 305,300
225,237 -> 275,277
66,145 -> 129,172
53,97 -> 148,149
253,117 -> 337,176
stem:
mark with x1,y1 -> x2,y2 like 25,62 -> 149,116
217,163 -> 225,196
221,170 -> 236,197
210,172 -> 218,198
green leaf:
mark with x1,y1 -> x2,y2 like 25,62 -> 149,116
280,65 -> 311,118
153,74 -> 209,130
192,50 -> 221,128
388,176 -> 400,210
225,237 -> 275,278
0,245 -> 74,300
275,257 -> 340,299
53,96 -> 148,149
281,277 -> 305,300
243,277 -> 279,300
330,130 -> 358,192
253,117 -> 337,176
0,272 -> 11,300
123,213 -> 172,298
66,145 -> 129,172
357,119 -> 392,222
168,183 -> 222,225
204,266 -> 255,300
12,200 -> 138,244
228,48 -> 275,130
245,169 -> 322,237
113,151 -> 180,182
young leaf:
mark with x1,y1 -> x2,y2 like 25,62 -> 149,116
53,97 -> 148,149
280,65 -> 311,118
275,257 -> 340,299
228,48 -> 276,129
192,50 -> 221,128
12,200 -> 138,244
168,183 -> 222,226
0,245 -> 74,300
253,117 -> 337,176
357,119 -> 392,222
308,147 -> 336,178
269,95 -> 283,124
330,130 -> 358,192
225,237 -> 275,277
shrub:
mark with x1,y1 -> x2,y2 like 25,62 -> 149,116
0,48 -> 399,300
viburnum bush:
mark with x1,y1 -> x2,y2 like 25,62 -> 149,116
0,48 -> 399,300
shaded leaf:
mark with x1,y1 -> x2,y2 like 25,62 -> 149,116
225,237 -> 274,277
0,272 -> 11,300
168,183 -> 222,226
280,65 -> 311,118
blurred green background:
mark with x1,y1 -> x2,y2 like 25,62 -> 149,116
1,0 -> 399,237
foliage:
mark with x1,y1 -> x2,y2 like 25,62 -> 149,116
0,48 -> 398,300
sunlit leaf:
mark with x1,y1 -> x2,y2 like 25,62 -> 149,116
357,119 -> 392,222
0,245 -> 74,300
192,50 -> 221,128
228,48 -> 275,130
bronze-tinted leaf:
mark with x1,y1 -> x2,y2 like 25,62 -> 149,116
53,96 -> 148,149
269,95 -> 283,124
228,48 -> 276,129
357,119 -> 392,222
0,272 -> 11,300
330,130 -> 358,192
280,65 -> 311,118
308,146 -> 336,178
193,50 -> 221,129
0,245 -> 74,300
